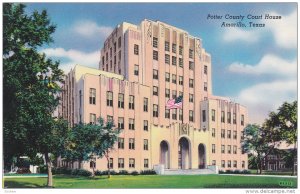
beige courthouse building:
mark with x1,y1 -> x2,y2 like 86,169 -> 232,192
59,19 -> 248,173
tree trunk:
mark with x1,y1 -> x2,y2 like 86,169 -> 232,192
259,160 -> 263,174
256,156 -> 260,174
92,163 -> 95,177
45,152 -> 53,187
106,156 -> 111,178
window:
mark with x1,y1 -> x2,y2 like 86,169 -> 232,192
172,74 -> 177,84
233,113 -> 237,124
129,158 -> 135,168
204,65 -> 208,74
107,115 -> 113,123
165,108 -> 170,118
212,128 -> 216,137
118,93 -> 124,108
212,144 -> 216,153
134,44 -> 139,55
118,158 -> 124,168
107,91 -> 113,107
227,112 -> 231,123
179,46 -> 183,55
129,95 -> 134,109
153,104 -> 159,117
189,110 -> 194,122
108,158 -> 113,169
242,161 -> 245,168
144,98 -> 148,112
165,73 -> 170,82
90,161 -> 96,169
172,90 -> 177,99
134,65 -> 139,76
89,88 -> 96,104
118,50 -> 121,60
202,110 -> 206,122
179,109 -> 183,121
153,37 -> 158,48
189,79 -> 194,88
189,61 -> 194,70
165,89 -> 170,98
106,52 -> 108,61
228,160 -> 231,168
212,160 -> 216,166
204,82 -> 208,91
118,117 -> 124,129
172,56 -> 177,66
179,58 -> 183,67
90,113 -> 96,124
172,109 -> 177,120
221,145 -> 225,154
233,160 -> 237,168
221,160 -> 225,168
233,131 -> 237,139
233,146 -> 237,154
153,69 -> 159,80
179,76 -> 183,85
227,130 -> 231,139
241,114 -> 245,126
144,120 -> 148,131
212,109 -> 216,121
221,129 -> 225,138
110,47 -> 112,57
189,49 -> 194,59
228,145 -> 231,154
118,37 -> 121,48
165,54 -> 170,64
172,43 -> 176,53
129,138 -> 135,150
189,94 -> 194,103
221,111 -> 225,123
144,159 -> 149,168
113,42 -> 117,52
153,50 -> 158,60
153,86 -> 158,96
118,138 -> 124,149
129,118 -> 135,130
144,139 -> 148,150
165,41 -> 170,51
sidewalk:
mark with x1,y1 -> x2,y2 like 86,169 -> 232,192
219,174 -> 297,178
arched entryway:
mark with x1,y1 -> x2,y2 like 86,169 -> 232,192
160,140 -> 170,169
198,144 -> 206,169
178,137 -> 191,169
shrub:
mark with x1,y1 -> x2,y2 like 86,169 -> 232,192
71,169 -> 81,176
118,170 -> 129,175
131,171 -> 139,176
102,170 -> 117,175
218,170 -> 225,174
225,169 -> 233,174
38,165 -> 47,174
241,169 -> 250,174
233,170 -> 241,174
140,170 -> 156,175
77,169 -> 92,177
53,167 -> 72,175
95,170 -> 102,176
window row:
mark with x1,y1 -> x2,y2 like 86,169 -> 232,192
209,109 -> 245,126
118,138 -> 149,150
164,108 -> 194,122
219,160 -> 246,168
213,129 -> 238,139
211,144 -> 239,154
91,158 -> 149,169
106,92 -> 135,110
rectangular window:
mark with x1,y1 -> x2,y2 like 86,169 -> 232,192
189,94 -> 194,103
144,120 -> 148,131
228,160 -> 231,168
172,56 -> 177,66
118,158 -> 124,168
172,43 -> 176,53
202,110 -> 206,122
90,161 -> 96,169
106,52 -> 108,61
172,109 -> 177,120
153,86 -> 158,96
212,160 -> 216,166
221,129 -> 225,138
241,114 -> 245,126
233,146 -> 237,154
165,89 -> 170,98
233,131 -> 237,139
212,109 -> 216,122
189,61 -> 194,70
153,50 -> 158,60
204,65 -> 208,74
134,65 -> 139,76
144,98 -> 148,112
221,145 -> 225,154
179,109 -> 183,121
228,145 -> 231,154
89,88 -> 96,105
179,58 -> 183,67
204,82 -> 208,91
108,158 -> 113,169
106,91 -> 113,107
212,144 -> 216,153
129,138 -> 135,150
129,95 -> 134,109
118,117 -> 124,129
118,93 -> 124,108
189,79 -> 194,88
221,111 -> 225,123
90,113 -> 96,124
110,47 -> 112,57
129,158 -> 135,168
143,139 -> 148,150
179,76 -> 183,85
153,69 -> 159,80
189,110 -> 194,122
212,128 -> 215,137
242,161 -> 245,168
165,54 -> 170,64
165,108 -> 170,118
179,46 -> 183,55
165,73 -> 170,82
233,160 -> 237,168
118,50 -> 121,60
153,37 -> 158,48
114,42 -> 117,53
189,49 -> 194,59
165,41 -> 170,51
172,74 -> 177,84
144,159 -> 149,168
227,130 -> 231,139
221,160 -> 225,168
153,104 -> 159,117
134,44 -> 139,55
172,90 -> 177,99
129,118 -> 135,130
118,138 -> 124,149
227,112 -> 231,123
233,113 -> 237,124
118,37 -> 121,48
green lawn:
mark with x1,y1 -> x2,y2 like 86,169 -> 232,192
4,174 -> 297,188
249,169 -> 295,176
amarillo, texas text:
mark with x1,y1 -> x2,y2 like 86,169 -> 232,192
207,13 -> 282,28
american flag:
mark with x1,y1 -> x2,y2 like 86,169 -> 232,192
166,96 -> 183,109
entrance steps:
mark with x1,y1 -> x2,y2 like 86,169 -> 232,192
164,168 -> 217,175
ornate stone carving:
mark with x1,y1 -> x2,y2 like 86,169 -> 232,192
147,22 -> 152,42
160,23 -> 165,38
196,39 -> 201,59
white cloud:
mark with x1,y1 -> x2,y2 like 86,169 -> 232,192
72,20 -> 113,39
41,48 -> 99,73
223,27 -> 259,42
228,54 -> 297,78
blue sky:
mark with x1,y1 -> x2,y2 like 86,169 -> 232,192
25,3 -> 297,124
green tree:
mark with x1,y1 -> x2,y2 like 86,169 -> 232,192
3,3 -> 69,187
64,118 -> 120,178
265,101 -> 297,175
